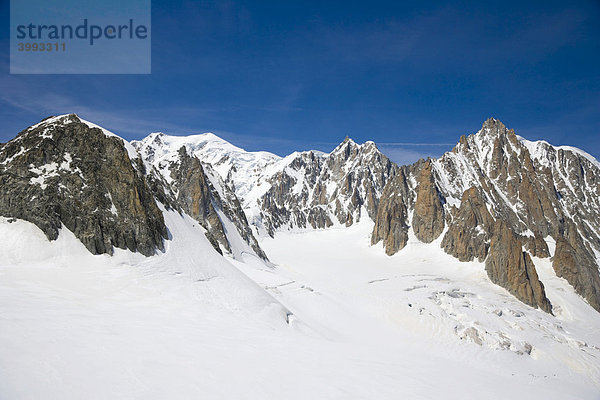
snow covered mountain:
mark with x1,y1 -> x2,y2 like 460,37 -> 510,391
0,114 -> 267,262
131,131 -> 281,204
133,133 -> 397,236
2,114 -> 600,398
5,113 -> 599,317
0,114 -> 167,256
133,120 -> 600,316
373,118 -> 600,313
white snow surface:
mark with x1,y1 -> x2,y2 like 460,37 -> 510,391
1,214 -> 599,399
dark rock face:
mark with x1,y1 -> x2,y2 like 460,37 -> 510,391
371,168 -> 412,255
438,119 -> 600,312
0,114 -> 167,256
441,187 -> 493,262
485,221 -> 552,313
523,233 -> 550,259
412,161 -> 445,243
168,147 -> 268,260
169,147 -> 228,254
131,133 -> 271,261
552,225 -> 600,311
258,151 -> 328,235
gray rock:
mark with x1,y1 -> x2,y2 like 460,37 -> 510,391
552,224 -> 600,311
168,147 -> 268,260
257,138 -> 397,235
0,114 -> 167,256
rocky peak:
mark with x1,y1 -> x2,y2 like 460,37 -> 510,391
254,137 -> 397,235
132,131 -> 281,206
479,117 -> 509,139
330,136 -> 361,161
0,115 -> 167,256
373,118 -> 600,313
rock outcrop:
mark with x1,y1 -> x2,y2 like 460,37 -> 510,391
552,225 -> 600,311
0,114 -> 167,256
412,160 -> 445,243
168,147 -> 267,260
441,187 -> 493,262
485,221 -> 552,313
371,118 -> 600,313
371,168 -> 413,255
169,147 -> 230,254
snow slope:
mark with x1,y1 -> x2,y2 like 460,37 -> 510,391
2,213 -> 599,399
253,218 -> 600,397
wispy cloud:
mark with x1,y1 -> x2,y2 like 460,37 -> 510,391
377,142 -> 455,146
0,76 -> 218,139
378,146 -> 430,166
378,143 -> 451,166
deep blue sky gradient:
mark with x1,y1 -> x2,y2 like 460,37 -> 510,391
1,0 -> 599,164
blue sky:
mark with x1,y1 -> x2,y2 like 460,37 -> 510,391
1,0 -> 599,165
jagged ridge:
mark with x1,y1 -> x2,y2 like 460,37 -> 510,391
3,114 -> 600,315
373,118 -> 600,313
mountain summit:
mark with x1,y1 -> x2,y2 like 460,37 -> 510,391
0,114 -> 167,256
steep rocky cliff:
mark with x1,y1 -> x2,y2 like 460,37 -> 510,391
552,224 -> 600,311
371,166 -> 414,255
166,147 -> 267,260
0,114 -> 167,256
485,220 -> 552,313
371,118 -> 600,313
411,160 -> 445,243
441,187 -> 494,262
